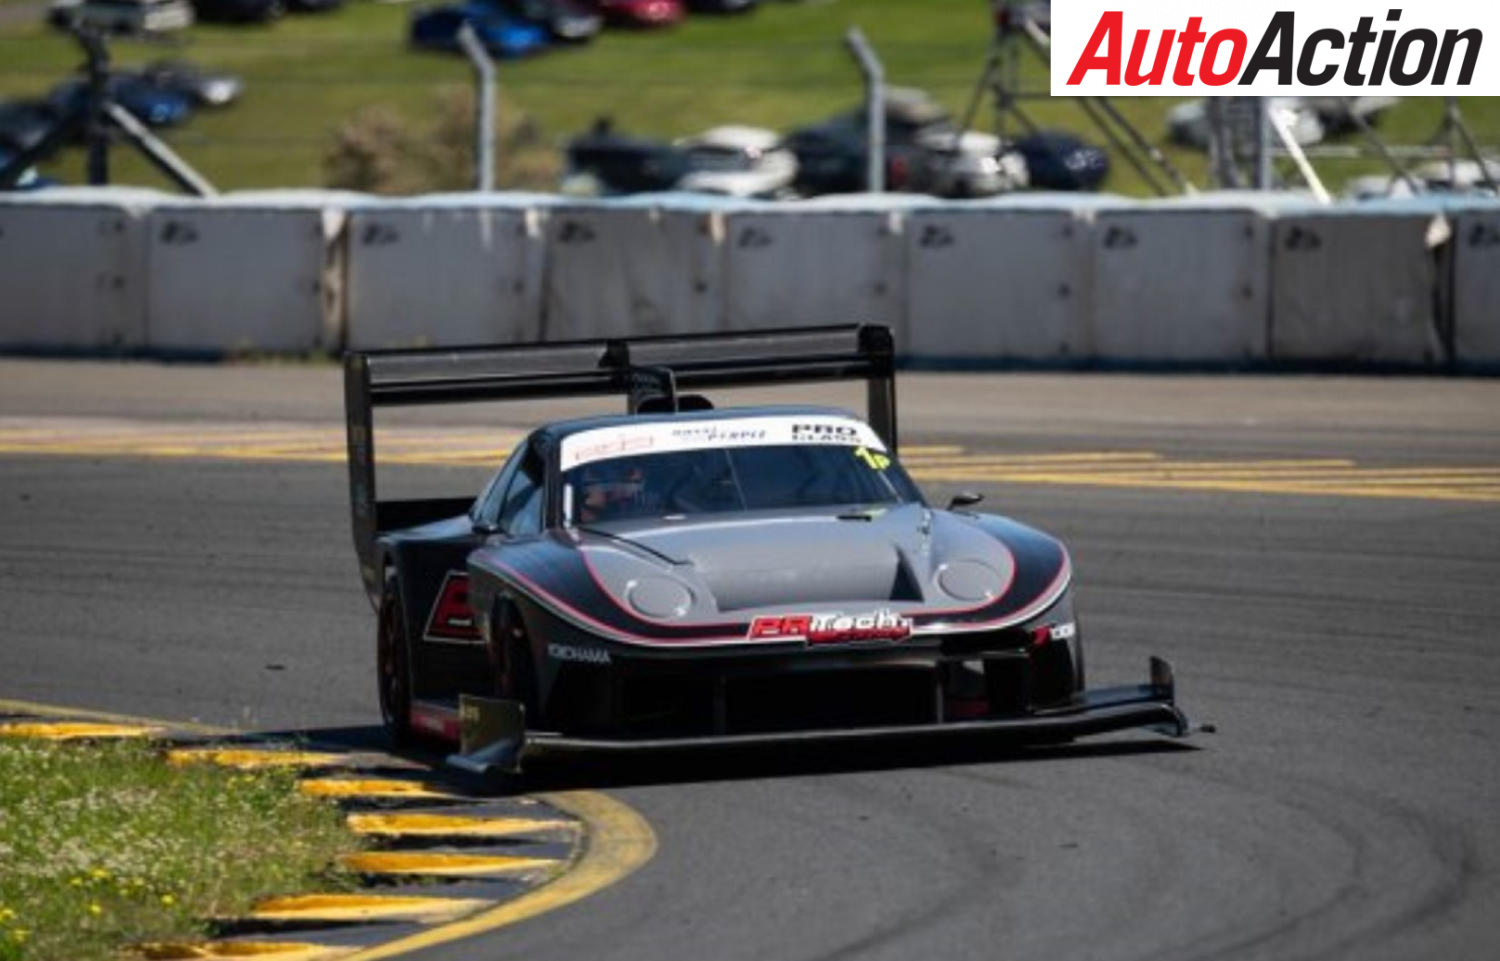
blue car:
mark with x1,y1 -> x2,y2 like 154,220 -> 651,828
409,2 -> 551,57
49,75 -> 194,129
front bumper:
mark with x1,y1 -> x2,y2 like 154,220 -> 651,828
447,657 -> 1190,775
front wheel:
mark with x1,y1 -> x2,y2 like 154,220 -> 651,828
377,577 -> 413,745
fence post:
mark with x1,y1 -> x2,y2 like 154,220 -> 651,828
457,23 -> 497,192
844,27 -> 885,193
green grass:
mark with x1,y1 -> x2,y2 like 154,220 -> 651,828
0,0 -> 1497,194
0,738 -> 361,961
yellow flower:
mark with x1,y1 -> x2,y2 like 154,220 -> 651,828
160,894 -> 176,907
69,877 -> 85,887
91,868 -> 109,881
88,903 -> 102,916
11,928 -> 29,944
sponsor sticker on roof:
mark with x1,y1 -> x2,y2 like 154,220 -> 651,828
560,415 -> 886,470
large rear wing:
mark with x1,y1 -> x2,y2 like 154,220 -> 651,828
344,324 -> 898,600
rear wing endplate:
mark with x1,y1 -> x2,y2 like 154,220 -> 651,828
344,324 -> 898,601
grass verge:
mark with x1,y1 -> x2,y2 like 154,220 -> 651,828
0,737 -> 363,961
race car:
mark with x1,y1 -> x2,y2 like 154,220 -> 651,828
344,325 -> 1190,771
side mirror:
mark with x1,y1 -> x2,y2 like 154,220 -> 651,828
947,491 -> 984,511
472,519 -> 501,536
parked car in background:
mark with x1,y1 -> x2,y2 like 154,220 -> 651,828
0,100 -> 58,156
596,0 -> 683,28
785,88 -> 1028,199
505,0 -> 601,41
191,0 -> 283,23
0,151 -> 58,191
675,125 -> 796,198
287,0 -> 342,12
1300,97 -> 1400,135
687,0 -> 756,12
1414,157 -> 1500,194
1345,158 -> 1500,201
63,0 -> 193,32
1014,130 -> 1109,191
782,123 -> 866,195
915,129 -> 1027,198
785,88 -> 953,196
562,118 -> 691,194
134,60 -> 244,108
1168,98 -> 1325,151
46,0 -> 84,28
49,74 -> 194,129
410,2 -> 551,57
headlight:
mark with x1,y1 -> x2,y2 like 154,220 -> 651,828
935,560 -> 1005,602
624,577 -> 693,619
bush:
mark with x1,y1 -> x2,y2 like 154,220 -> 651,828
324,89 -> 558,194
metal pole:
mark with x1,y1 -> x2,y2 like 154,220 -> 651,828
79,26 -> 110,186
457,23 -> 496,192
105,102 -> 217,197
1255,97 -> 1272,190
1446,99 -> 1500,194
1267,104 -> 1330,204
844,27 -> 885,193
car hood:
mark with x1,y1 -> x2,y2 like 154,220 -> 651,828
578,503 -> 1042,617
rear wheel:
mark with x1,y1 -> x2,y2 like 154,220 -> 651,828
377,576 -> 413,745
491,599 -> 541,722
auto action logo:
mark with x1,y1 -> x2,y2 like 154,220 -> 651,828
748,610 -> 915,645
1051,2 -> 1498,95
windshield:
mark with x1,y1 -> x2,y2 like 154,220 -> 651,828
564,444 -> 922,525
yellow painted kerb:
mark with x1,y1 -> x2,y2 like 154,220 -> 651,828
298,778 -> 462,801
248,894 -> 493,924
2,699 -> 658,961
337,790 -> 656,961
166,748 -> 351,769
0,721 -> 165,740
137,941 -> 353,961
346,812 -> 576,838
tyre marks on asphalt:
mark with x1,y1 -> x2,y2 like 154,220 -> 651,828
4,416 -> 1499,503
0,705 -> 612,961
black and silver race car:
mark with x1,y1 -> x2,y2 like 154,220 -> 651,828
344,325 -> 1189,770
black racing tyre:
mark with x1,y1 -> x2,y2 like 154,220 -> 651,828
376,576 -> 413,745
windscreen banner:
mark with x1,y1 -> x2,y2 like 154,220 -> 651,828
1050,1 -> 1498,96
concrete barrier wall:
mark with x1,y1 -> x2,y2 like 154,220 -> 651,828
1,189 -> 1495,372
146,198 -> 347,354
0,192 -> 158,350
1452,208 -> 1500,367
1089,206 -> 1270,363
722,204 -> 908,347
905,203 -> 1088,362
1270,210 -> 1445,366
541,201 -> 723,340
346,200 -> 545,349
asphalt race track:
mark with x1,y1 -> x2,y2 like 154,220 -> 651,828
3,360 -> 1499,961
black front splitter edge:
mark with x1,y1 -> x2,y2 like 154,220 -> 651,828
528,690 -> 1186,755
447,657 -> 1193,775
